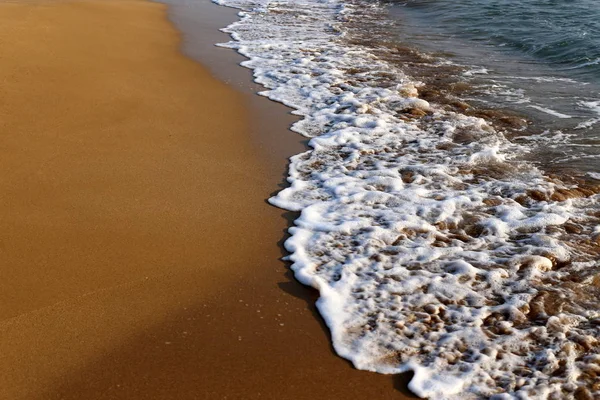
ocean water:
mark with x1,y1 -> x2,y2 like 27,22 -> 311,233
213,0 -> 600,398
382,0 -> 600,173
390,0 -> 600,80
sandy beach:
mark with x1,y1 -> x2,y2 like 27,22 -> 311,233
0,0 -> 415,398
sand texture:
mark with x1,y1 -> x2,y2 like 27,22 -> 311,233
0,0 -> 415,398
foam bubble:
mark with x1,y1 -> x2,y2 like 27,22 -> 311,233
215,0 -> 600,398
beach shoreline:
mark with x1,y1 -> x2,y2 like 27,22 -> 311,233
209,0 -> 600,397
0,0 -> 415,398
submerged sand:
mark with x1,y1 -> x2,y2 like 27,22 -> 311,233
0,0 -> 415,398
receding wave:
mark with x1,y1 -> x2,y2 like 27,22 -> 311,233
214,0 -> 600,398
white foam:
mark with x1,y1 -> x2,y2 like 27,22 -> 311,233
528,105 -> 573,119
576,100 -> 600,129
587,172 -> 600,180
463,67 -> 489,76
214,0 -> 600,398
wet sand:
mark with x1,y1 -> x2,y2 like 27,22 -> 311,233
0,0 -> 416,398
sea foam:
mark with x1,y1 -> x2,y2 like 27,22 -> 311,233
214,0 -> 600,398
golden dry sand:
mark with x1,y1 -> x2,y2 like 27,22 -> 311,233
0,0 -> 415,398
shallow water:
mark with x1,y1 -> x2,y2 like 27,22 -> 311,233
214,0 -> 600,398
359,0 -> 600,174
391,0 -> 600,80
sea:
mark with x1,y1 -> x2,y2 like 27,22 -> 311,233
213,0 -> 600,398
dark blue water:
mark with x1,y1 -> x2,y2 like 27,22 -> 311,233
352,0 -> 600,173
